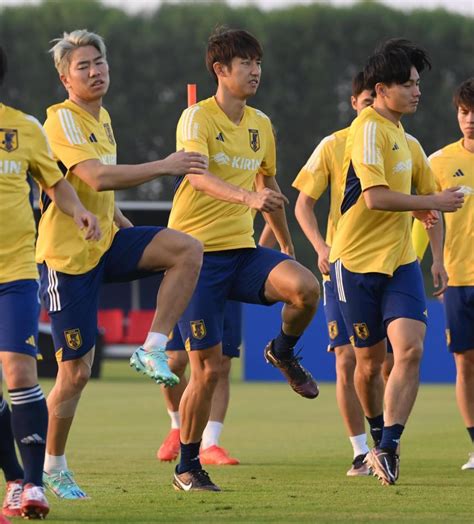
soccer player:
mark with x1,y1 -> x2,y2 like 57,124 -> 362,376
0,45 -> 100,518
412,78 -> 474,471
293,72 -> 375,476
158,300 -> 241,465
36,30 -> 208,499
328,38 -> 464,485
139,27 -> 320,492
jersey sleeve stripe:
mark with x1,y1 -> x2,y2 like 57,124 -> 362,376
305,135 -> 334,172
182,106 -> 200,142
363,121 -> 377,165
58,109 -> 86,145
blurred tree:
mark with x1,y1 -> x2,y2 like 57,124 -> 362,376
0,0 -> 472,280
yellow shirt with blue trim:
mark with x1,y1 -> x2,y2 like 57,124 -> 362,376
329,106 -> 436,276
428,140 -> 473,286
36,100 -> 118,274
292,127 -> 349,247
168,96 -> 276,251
0,103 -> 63,284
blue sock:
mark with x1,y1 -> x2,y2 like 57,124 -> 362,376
379,424 -> 404,452
177,441 -> 201,474
9,385 -> 48,486
467,427 -> 474,443
0,396 -> 24,482
273,327 -> 301,359
366,414 -> 384,446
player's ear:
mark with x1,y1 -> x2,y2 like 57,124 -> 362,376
213,61 -> 228,79
59,74 -> 70,91
374,82 -> 385,98
350,96 -> 357,111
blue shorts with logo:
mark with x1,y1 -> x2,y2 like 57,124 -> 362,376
40,226 -> 164,362
167,300 -> 242,358
177,247 -> 290,350
0,279 -> 40,358
444,286 -> 474,353
329,260 -> 427,348
323,279 -> 351,350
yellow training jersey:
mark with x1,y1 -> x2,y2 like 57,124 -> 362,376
168,96 -> 276,251
329,106 -> 436,275
36,100 -> 118,274
292,127 -> 349,247
0,103 -> 63,283
429,140 -> 473,286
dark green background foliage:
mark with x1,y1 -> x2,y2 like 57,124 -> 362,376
1,0 -> 472,275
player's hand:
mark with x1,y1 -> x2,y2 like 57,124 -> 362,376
246,188 -> 289,212
316,243 -> 331,275
433,187 -> 464,212
281,244 -> 295,258
74,208 -> 101,241
162,149 -> 208,176
412,210 -> 439,229
431,259 -> 448,297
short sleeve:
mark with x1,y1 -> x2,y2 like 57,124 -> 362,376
176,105 -> 210,157
44,108 -> 100,169
258,118 -> 276,177
292,135 -> 333,199
25,115 -> 63,189
352,120 -> 389,191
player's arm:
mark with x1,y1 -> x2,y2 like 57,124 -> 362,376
113,204 -> 133,229
352,123 -> 464,212
426,218 -> 448,296
258,222 -> 277,249
295,193 -> 329,275
71,150 -> 208,192
257,173 -> 294,257
43,179 -> 101,240
186,170 -> 288,212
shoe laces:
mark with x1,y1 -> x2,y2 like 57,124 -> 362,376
54,470 -> 77,488
23,485 -> 46,501
6,482 -> 22,508
195,469 -> 211,482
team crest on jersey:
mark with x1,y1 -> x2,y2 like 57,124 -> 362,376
64,328 -> 82,350
190,320 -> 207,340
0,129 -> 18,152
328,321 -> 339,340
103,123 -> 115,145
248,128 -> 260,152
353,323 -> 370,340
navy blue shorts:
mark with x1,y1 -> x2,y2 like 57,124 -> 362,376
329,260 -> 427,348
323,279 -> 351,350
167,300 -> 242,358
40,226 -> 164,361
0,279 -> 40,358
444,286 -> 474,353
177,247 -> 289,350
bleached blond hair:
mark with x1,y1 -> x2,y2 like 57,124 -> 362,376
50,29 -> 106,76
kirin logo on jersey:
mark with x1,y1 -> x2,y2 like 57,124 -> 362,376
392,159 -> 412,174
103,123 -> 115,145
248,129 -> 260,152
0,129 -> 18,152
211,153 -> 262,171
190,320 -> 207,340
212,152 -> 231,166
64,328 -> 83,350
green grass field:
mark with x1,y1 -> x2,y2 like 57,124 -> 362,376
8,360 -> 473,523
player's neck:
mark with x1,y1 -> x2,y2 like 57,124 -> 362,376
372,101 -> 402,126
214,89 -> 247,125
462,137 -> 474,153
68,94 -> 102,120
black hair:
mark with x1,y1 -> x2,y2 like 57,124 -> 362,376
206,26 -> 262,84
453,78 -> 474,111
352,71 -> 368,98
364,38 -> 431,91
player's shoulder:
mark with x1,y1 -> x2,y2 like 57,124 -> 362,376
246,105 -> 270,120
350,107 -> 380,135
428,141 -> 460,163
